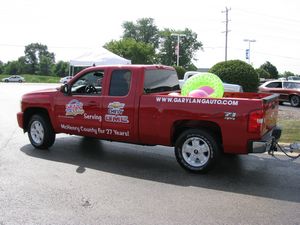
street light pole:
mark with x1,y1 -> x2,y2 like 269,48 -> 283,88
171,33 -> 186,66
243,39 -> 256,64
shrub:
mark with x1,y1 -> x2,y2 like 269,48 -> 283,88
209,60 -> 259,92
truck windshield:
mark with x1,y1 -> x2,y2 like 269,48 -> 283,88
144,69 -> 180,93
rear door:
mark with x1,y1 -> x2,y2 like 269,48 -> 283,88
101,68 -> 138,142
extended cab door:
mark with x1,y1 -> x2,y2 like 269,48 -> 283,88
54,69 -> 104,137
100,69 -> 138,142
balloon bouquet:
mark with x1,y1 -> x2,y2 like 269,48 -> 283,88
169,73 -> 224,98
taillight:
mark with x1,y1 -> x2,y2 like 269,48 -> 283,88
248,110 -> 264,133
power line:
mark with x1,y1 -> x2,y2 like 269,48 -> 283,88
235,8 -> 300,24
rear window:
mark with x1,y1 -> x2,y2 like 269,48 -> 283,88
109,70 -> 131,96
144,69 -> 179,93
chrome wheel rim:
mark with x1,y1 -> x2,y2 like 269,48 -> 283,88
182,137 -> 210,167
30,121 -> 44,145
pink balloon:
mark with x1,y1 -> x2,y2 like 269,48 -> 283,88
188,89 -> 209,97
199,86 -> 215,95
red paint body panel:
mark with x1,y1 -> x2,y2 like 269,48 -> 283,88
17,65 -> 280,154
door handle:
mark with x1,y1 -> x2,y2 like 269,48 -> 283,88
88,101 -> 97,106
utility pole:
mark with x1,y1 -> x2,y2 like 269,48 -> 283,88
171,33 -> 186,66
222,7 -> 231,61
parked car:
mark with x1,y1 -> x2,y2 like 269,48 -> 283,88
287,76 -> 300,81
59,76 -> 72,84
179,71 -> 243,92
2,75 -> 25,83
258,80 -> 300,107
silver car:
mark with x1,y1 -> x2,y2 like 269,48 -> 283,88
2,75 -> 25,83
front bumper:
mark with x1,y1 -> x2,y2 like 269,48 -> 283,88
248,126 -> 282,153
17,112 -> 24,129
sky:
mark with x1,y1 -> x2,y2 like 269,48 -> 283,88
1,0 -> 300,74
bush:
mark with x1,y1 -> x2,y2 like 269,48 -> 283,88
209,60 -> 259,92
173,66 -> 186,80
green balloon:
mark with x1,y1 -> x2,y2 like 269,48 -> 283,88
181,72 -> 224,98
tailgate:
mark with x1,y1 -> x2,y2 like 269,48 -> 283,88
262,94 -> 280,134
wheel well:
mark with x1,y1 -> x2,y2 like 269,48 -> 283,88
23,108 -> 50,132
172,120 -> 223,149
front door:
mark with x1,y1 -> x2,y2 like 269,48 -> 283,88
54,70 -> 104,137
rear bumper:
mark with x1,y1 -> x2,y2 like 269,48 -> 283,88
248,126 -> 282,153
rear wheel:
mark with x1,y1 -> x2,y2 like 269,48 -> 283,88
290,95 -> 300,107
175,129 -> 221,173
28,114 -> 55,149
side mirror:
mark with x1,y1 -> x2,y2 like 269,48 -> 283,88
60,84 -> 70,95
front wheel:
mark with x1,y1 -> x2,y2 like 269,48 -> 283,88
28,114 -> 56,149
290,95 -> 300,107
175,129 -> 220,173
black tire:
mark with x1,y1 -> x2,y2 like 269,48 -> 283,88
4,79 -> 8,82
175,129 -> 221,173
28,114 -> 56,149
290,95 -> 300,107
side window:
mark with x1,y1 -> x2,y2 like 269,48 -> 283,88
266,82 -> 282,88
109,70 -> 131,96
71,70 -> 104,95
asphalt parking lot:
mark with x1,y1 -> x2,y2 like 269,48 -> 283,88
0,83 -> 300,225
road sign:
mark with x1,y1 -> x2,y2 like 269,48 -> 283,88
246,49 -> 250,60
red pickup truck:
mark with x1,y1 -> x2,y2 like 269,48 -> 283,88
17,65 -> 281,172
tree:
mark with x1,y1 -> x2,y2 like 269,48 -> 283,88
173,66 -> 186,79
54,61 -> 69,77
105,38 -> 156,64
0,60 -> 3,74
158,28 -> 202,68
122,18 -> 159,48
256,68 -> 270,79
209,60 -> 259,92
259,61 -> 278,79
4,61 -> 19,75
24,43 -> 55,74
17,56 -> 31,74
282,71 -> 295,78
38,55 -> 53,75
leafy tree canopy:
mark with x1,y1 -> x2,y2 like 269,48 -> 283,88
158,28 -> 202,68
25,43 -> 55,74
259,61 -> 278,79
104,38 -> 156,64
122,18 -> 159,48
256,68 -> 270,79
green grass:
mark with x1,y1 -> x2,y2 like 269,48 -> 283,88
277,119 -> 300,143
0,74 -> 60,83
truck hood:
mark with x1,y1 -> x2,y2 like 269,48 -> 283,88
23,87 -> 59,96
